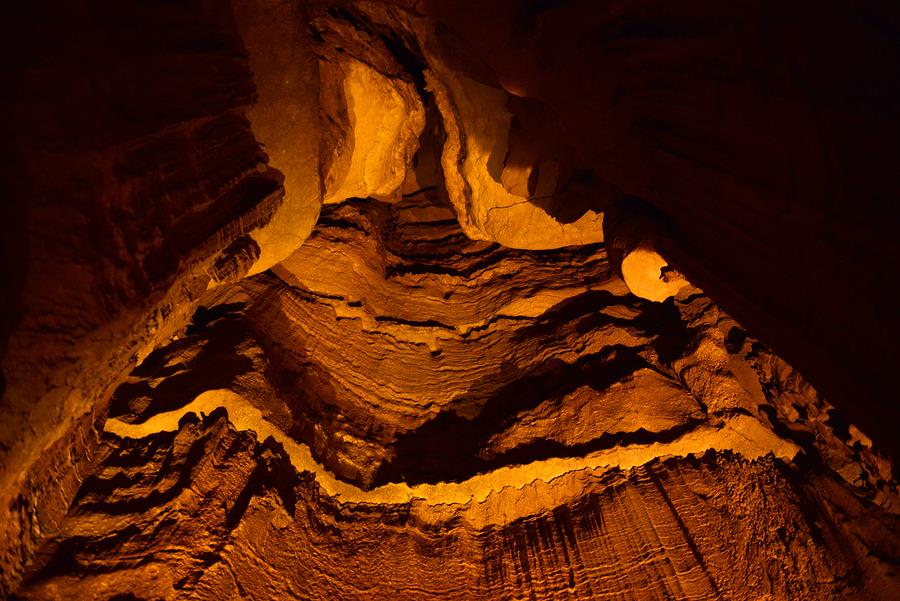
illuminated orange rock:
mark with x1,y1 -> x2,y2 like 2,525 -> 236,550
425,67 -> 606,249
232,0 -> 323,277
11,194 -> 896,600
320,59 -> 425,205
1,2 -> 898,600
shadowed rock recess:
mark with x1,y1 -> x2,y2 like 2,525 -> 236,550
2,1 -> 899,600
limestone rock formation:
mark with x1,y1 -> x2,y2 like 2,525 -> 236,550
10,193 -> 899,599
232,0 -> 323,277
2,1 -> 899,600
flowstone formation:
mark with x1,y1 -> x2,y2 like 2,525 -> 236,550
2,1 -> 899,600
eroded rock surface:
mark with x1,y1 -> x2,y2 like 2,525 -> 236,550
13,195 -> 899,600
3,1 -> 899,600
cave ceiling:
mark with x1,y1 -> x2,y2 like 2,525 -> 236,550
1,1 -> 899,600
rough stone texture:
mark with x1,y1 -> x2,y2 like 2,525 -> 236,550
12,195 -> 898,599
13,429 -> 898,601
406,0 -> 900,459
315,17 -> 426,206
2,1 -> 899,599
0,3 -> 286,593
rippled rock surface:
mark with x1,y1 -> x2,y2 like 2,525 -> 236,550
3,1 -> 899,599
13,195 -> 899,600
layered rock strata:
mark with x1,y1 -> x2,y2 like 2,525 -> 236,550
0,4 -> 287,592
13,196 -> 898,599
2,1 -> 899,599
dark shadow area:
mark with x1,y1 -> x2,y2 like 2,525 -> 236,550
108,303 -> 252,423
373,344 -> 654,486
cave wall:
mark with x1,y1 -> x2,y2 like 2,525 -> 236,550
0,1 -> 285,593
1,0 -> 898,598
414,0 -> 900,459
12,197 -> 900,600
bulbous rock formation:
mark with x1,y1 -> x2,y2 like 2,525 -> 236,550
1,1 -> 899,600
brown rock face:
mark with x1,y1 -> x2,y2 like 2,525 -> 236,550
2,1 -> 898,600
11,194 -> 900,600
